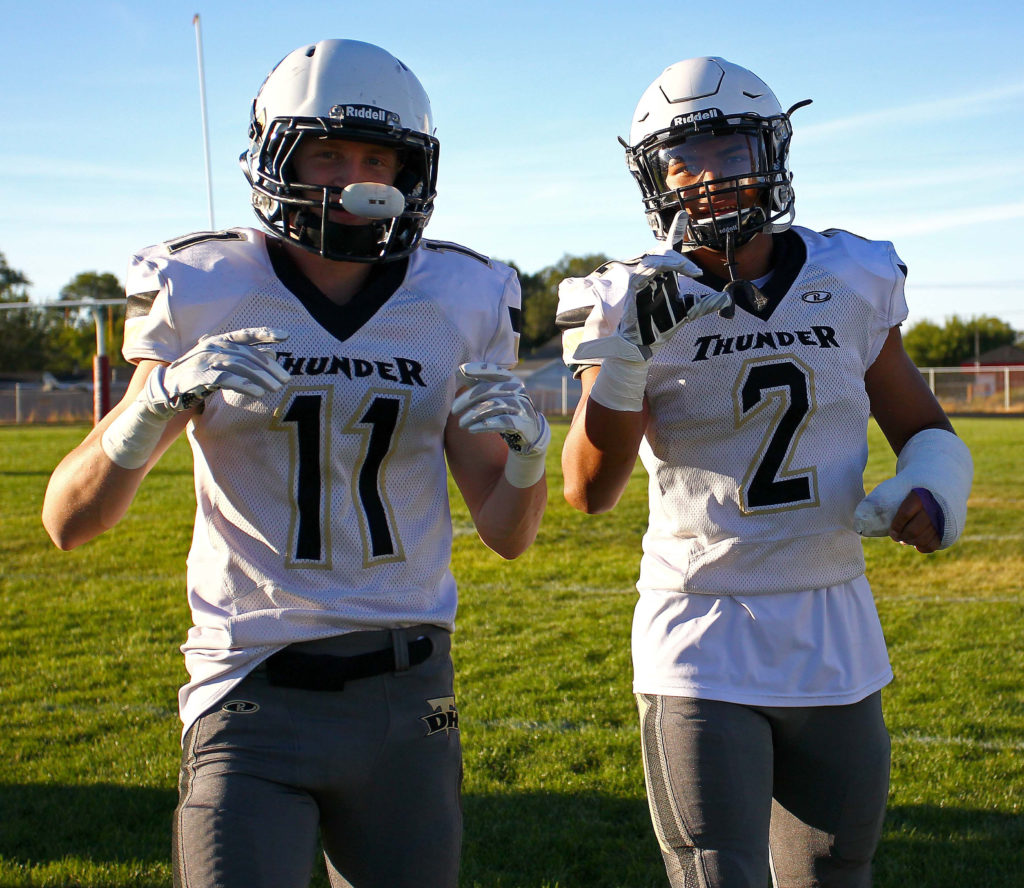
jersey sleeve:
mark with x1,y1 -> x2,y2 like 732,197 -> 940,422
815,229 -> 910,371
481,263 -> 523,367
867,241 -> 909,369
121,250 -> 183,364
121,228 -> 267,365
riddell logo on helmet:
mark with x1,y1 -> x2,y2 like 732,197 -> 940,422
330,104 -> 399,126
671,108 -> 723,127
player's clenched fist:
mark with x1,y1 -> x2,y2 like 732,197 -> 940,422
451,362 -> 550,488
102,328 -> 290,469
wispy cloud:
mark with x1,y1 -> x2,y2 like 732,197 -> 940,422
797,161 -> 1018,199
876,201 -> 1024,237
799,82 -> 1024,141
804,201 -> 1024,240
1,154 -> 191,185
911,280 -> 1024,290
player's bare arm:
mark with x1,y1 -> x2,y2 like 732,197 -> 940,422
859,325 -> 972,553
43,328 -> 289,550
42,360 -> 189,549
562,365 -> 648,514
865,326 -> 953,451
445,364 -> 548,559
557,214 -> 727,515
444,417 -> 547,559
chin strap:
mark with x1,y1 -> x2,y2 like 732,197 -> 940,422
291,211 -> 387,260
722,231 -> 766,313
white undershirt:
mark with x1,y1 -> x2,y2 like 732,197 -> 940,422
631,574 -> 893,707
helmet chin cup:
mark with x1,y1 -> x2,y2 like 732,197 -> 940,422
686,205 -> 762,253
291,209 -> 387,259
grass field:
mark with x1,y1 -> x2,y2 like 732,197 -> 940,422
1,418 -> 1022,887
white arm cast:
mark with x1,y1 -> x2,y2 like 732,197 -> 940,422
854,427 -> 973,549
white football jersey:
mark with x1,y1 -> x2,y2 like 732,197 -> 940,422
123,228 -> 521,731
558,227 -> 906,703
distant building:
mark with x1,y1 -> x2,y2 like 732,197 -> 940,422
959,345 -> 1024,367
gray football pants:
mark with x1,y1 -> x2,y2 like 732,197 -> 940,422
637,692 -> 890,888
173,626 -> 462,888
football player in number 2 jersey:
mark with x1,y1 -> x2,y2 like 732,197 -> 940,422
558,58 -> 972,887
43,40 -> 549,888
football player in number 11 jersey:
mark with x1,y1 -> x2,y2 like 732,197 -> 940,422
43,39 -> 549,888
558,56 -> 972,888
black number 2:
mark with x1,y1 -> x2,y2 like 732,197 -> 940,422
734,356 -> 819,513
274,389 -> 408,566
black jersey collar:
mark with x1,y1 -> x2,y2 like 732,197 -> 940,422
695,229 -> 807,321
265,236 -> 409,342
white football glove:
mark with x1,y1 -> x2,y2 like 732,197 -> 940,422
573,212 -> 729,366
451,362 -> 550,488
141,327 -> 292,420
102,327 -> 290,469
572,213 -> 731,412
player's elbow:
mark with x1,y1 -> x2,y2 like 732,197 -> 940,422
490,541 -> 528,560
41,497 -> 104,551
42,513 -> 83,551
562,477 -> 619,514
477,494 -> 546,560
481,527 -> 537,560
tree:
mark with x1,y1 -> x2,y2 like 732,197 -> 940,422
0,250 -> 31,302
0,251 -> 53,373
0,257 -> 128,374
57,271 -> 128,371
903,315 -> 1017,367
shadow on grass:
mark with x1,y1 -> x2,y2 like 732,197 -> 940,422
0,783 -> 175,866
461,791 -> 664,887
2,786 -> 1021,888
876,804 -> 1024,888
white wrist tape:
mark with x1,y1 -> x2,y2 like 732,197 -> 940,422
587,356 -> 650,413
854,428 -> 973,549
100,398 -> 168,470
503,448 -> 547,489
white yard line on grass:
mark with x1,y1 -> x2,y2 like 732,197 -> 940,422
892,731 -> 1024,753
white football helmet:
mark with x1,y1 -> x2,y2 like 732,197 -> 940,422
241,39 -> 439,262
624,57 -> 809,252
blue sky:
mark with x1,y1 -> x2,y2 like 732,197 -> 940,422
3,0 -> 1023,331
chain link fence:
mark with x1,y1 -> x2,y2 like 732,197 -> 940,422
2,365 -> 1022,424
0,382 -> 130,424
520,363 -> 1024,418
917,366 -> 1024,415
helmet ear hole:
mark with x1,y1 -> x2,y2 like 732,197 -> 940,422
393,166 -> 422,199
